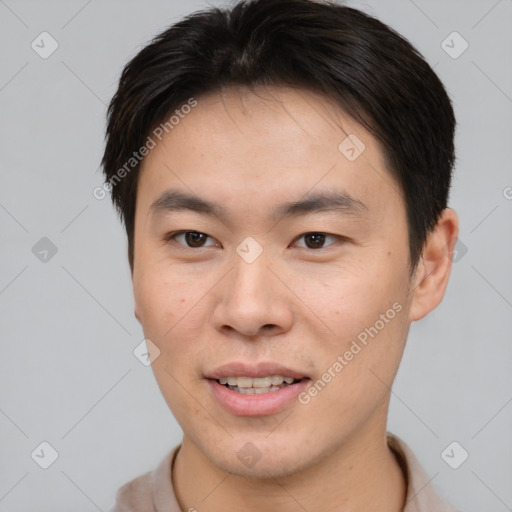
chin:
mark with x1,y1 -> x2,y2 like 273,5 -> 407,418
199,434 -> 316,480
218,453 -> 307,480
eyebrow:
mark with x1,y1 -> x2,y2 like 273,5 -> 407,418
149,189 -> 368,223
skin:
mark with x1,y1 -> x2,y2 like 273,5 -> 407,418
131,85 -> 458,512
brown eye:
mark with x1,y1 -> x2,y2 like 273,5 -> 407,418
167,231 -> 218,248
184,231 -> 207,247
304,233 -> 326,248
296,232 -> 338,249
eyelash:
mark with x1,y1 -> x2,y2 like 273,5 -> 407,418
164,231 -> 345,250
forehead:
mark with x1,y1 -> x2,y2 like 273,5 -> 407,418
137,85 -> 402,216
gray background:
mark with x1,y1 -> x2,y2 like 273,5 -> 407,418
1,0 -> 511,510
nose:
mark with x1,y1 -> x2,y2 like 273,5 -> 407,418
212,249 -> 294,339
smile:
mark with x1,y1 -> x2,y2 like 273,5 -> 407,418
218,375 -> 301,394
208,377 -> 311,416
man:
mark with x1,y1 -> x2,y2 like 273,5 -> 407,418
101,0 -> 461,510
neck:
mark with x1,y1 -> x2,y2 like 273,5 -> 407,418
172,421 -> 406,512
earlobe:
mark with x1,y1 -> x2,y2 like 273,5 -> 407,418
133,280 -> 142,324
408,208 -> 459,322
130,250 -> 139,323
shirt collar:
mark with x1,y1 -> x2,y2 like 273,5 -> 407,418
387,433 -> 460,511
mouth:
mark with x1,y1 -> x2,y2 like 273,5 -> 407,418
205,362 -> 312,415
215,375 -> 305,394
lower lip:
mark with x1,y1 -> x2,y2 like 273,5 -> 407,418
207,378 -> 311,416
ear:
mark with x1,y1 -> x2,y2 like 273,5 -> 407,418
408,208 -> 459,322
129,246 -> 142,323
134,295 -> 141,323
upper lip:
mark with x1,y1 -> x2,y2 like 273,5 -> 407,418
205,361 -> 309,380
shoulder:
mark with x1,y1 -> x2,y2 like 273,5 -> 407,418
387,433 -> 463,512
108,446 -> 180,512
109,470 -> 155,512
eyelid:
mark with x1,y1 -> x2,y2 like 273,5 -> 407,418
292,232 -> 343,249
164,230 -> 347,250
165,230 -> 220,248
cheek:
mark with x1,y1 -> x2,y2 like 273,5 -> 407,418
301,257 -> 409,388
133,263 -> 214,371
134,256 -> 193,325
299,298 -> 408,433
136,270 -> 207,416
301,260 -> 404,332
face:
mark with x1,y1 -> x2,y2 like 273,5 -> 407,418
132,85 -> 417,478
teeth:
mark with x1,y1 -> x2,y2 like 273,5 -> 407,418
231,385 -> 283,394
236,387 -> 255,394
253,385 -> 283,393
218,375 -> 299,387
236,377 -> 253,388
253,377 -> 272,387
